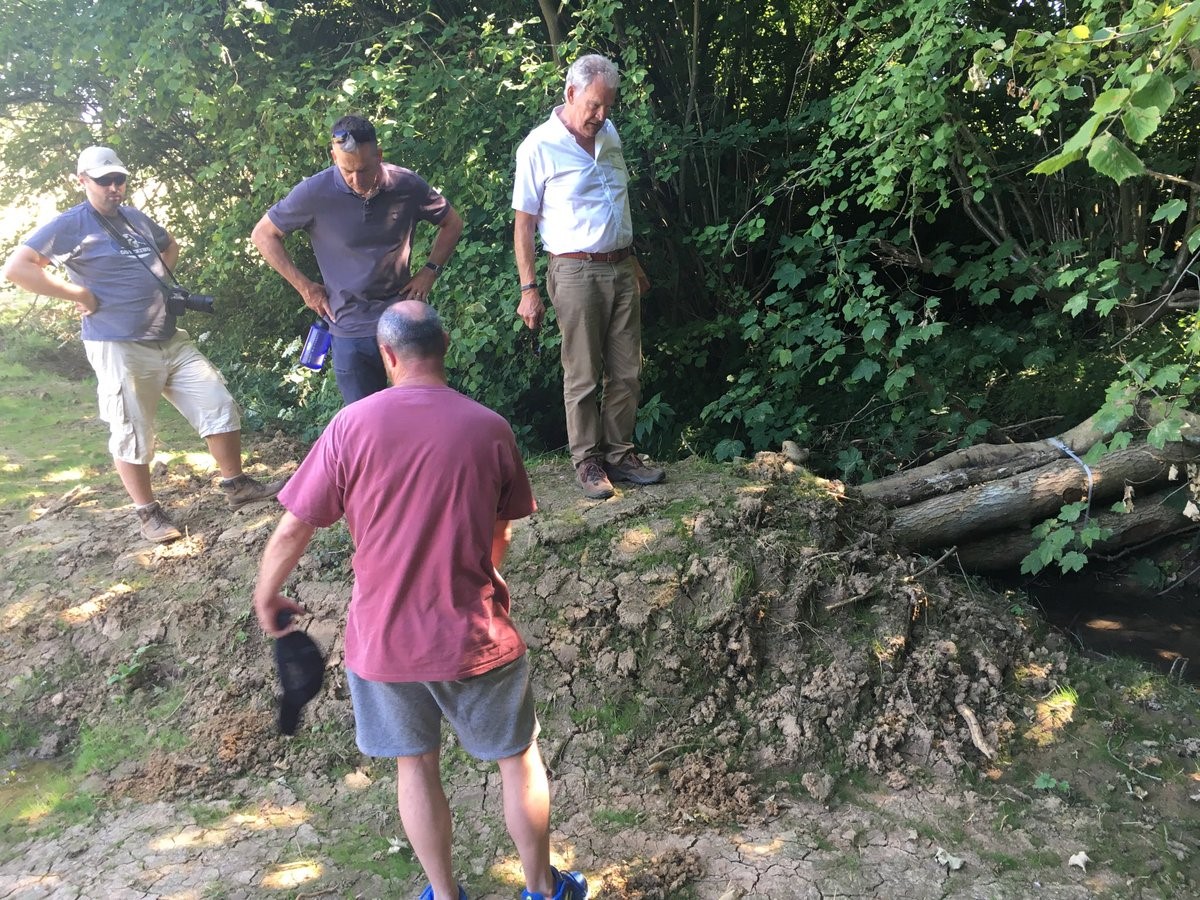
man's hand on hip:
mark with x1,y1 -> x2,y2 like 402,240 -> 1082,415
299,281 -> 333,320
518,289 -> 545,331
73,287 -> 98,316
403,268 -> 437,302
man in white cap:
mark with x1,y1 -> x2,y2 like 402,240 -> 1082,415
2,146 -> 285,544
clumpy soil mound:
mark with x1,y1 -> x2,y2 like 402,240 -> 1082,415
513,453 -> 1063,814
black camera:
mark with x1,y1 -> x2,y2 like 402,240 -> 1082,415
166,286 -> 216,317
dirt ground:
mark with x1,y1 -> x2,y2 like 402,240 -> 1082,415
1,425 -> 1198,899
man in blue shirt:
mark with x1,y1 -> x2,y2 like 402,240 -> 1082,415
251,115 -> 464,403
2,146 -> 284,544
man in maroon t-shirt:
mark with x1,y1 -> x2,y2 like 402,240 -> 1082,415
252,300 -> 587,900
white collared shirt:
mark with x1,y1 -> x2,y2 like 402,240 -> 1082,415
512,106 -> 633,254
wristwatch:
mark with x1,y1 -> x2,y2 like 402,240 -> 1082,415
424,261 -> 445,275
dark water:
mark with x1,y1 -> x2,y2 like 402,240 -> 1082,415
1015,574 -> 1200,682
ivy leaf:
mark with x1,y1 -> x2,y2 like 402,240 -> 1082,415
1147,417 -> 1183,448
1020,551 -> 1045,575
1059,551 -> 1088,573
849,358 -> 881,383
1086,133 -> 1145,183
1151,198 -> 1187,224
1031,149 -> 1083,176
1063,113 -> 1103,155
862,319 -> 888,342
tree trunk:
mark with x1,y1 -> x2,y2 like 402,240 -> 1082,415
887,444 -> 1195,550
955,488 -> 1196,571
860,392 -> 1137,507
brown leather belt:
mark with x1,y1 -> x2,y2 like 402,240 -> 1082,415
549,247 -> 633,263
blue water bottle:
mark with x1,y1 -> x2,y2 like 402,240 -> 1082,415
299,320 -> 331,370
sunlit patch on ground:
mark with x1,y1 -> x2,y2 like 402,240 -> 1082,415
174,451 -> 217,473
151,804 -> 312,853
1023,686 -> 1078,747
489,856 -> 525,888
60,582 -> 134,625
489,849 -> 582,891
1,876 -> 65,893
154,533 -> 209,560
873,634 -> 907,664
736,834 -> 786,856
260,860 -> 323,889
1085,618 -> 1123,631
44,467 -> 85,483
617,524 -> 655,555
2,594 -> 44,629
14,786 -> 62,824
1014,661 -> 1053,683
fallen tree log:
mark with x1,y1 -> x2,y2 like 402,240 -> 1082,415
954,487 -> 1197,572
860,390 -> 1139,508
887,443 -> 1198,551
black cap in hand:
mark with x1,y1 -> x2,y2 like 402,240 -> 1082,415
273,610 -> 325,736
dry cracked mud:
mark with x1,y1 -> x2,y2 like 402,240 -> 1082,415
2,438 -> 1198,899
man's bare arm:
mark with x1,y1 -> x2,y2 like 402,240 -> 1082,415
491,519 -> 512,570
250,214 -> 333,319
2,245 -> 97,314
513,211 -> 543,331
253,510 -> 318,637
403,205 -> 465,301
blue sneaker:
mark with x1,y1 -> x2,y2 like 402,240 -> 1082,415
520,866 -> 588,900
418,886 -> 468,900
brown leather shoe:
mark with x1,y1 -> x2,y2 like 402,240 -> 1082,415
136,502 -> 182,543
575,458 -> 615,500
604,451 -> 665,485
221,474 -> 288,510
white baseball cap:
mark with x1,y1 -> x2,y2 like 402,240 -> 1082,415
77,146 -> 129,178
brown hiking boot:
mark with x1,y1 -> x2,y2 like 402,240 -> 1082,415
221,474 -> 287,510
575,457 -> 615,500
136,502 -> 182,543
604,451 -> 665,486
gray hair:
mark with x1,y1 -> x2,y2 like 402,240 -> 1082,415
377,302 -> 445,360
564,54 -> 619,100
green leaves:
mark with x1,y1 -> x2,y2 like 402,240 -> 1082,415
1021,501 -> 1113,575
1086,133 -> 1145,183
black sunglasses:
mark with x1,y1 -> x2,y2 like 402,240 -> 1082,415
90,174 -> 127,187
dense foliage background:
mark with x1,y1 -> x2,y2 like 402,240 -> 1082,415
3,0 -> 1198,479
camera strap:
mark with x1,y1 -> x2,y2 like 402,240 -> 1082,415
88,206 -> 181,295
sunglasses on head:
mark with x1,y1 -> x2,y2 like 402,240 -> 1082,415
90,174 -> 127,187
331,129 -> 360,153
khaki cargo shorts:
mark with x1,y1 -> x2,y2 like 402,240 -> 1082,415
83,330 -> 241,465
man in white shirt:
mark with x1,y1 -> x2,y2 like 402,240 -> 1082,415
512,54 -> 665,500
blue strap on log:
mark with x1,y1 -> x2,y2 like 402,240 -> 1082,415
1049,437 -> 1094,525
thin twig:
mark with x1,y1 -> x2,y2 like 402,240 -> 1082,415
1106,736 -> 1164,782
823,589 -> 872,613
907,547 -> 957,581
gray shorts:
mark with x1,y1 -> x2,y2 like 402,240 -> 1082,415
347,654 -> 539,760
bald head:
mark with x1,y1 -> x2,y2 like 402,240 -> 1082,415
377,299 -> 447,365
